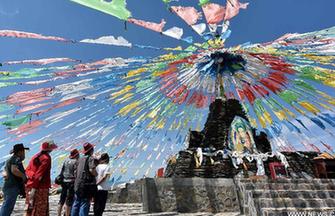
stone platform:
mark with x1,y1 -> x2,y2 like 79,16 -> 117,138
142,177 -> 335,216
2,178 -> 335,215
142,178 -> 239,213
0,195 -> 240,216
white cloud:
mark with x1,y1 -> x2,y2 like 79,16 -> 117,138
0,6 -> 19,17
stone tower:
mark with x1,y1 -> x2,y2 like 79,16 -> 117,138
189,98 -> 248,150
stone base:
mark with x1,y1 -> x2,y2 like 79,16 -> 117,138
142,178 -> 239,213
109,179 -> 143,203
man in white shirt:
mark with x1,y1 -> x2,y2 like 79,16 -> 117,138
94,153 -> 111,216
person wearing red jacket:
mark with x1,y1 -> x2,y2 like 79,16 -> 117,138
24,140 -> 58,216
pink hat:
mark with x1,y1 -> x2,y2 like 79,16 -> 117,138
41,140 -> 58,151
82,142 -> 94,154
69,149 -> 79,159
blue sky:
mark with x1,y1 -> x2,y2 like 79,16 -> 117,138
0,0 -> 334,181
1,0 -> 334,62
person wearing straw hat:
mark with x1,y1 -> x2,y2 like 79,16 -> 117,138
24,140 -> 58,216
71,142 -> 97,216
0,143 -> 29,216
57,149 -> 80,216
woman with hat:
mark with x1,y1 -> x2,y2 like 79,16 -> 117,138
24,140 -> 58,216
57,149 -> 79,216
0,143 -> 29,216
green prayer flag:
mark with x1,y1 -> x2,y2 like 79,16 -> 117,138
296,66 -> 327,82
71,0 -> 131,20
185,45 -> 198,52
198,0 -> 210,6
2,115 -> 31,129
294,79 -> 316,92
278,90 -> 300,104
254,99 -> 266,113
0,104 -> 12,112
0,82 -> 16,88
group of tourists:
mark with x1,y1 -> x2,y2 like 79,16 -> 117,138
0,141 -> 111,216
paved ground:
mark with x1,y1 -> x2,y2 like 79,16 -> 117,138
1,195 -> 241,216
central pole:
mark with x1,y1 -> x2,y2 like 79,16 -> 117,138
215,62 -> 226,100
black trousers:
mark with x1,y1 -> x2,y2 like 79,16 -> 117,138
94,190 -> 108,216
59,182 -> 75,206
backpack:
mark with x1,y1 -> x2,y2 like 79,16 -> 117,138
54,164 -> 65,185
76,156 -> 97,198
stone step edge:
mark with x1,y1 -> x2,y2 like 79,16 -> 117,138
251,190 -> 335,199
242,183 -> 335,189
252,189 -> 335,193
255,197 -> 335,208
142,212 -> 242,216
107,204 -> 143,206
261,207 -> 335,211
257,197 -> 335,201
240,182 -> 335,185
237,178 -> 335,181
238,181 -> 335,185
238,181 -> 335,183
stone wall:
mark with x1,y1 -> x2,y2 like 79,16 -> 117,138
108,179 -> 143,203
142,178 -> 239,213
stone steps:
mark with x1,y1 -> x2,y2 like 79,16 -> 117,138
236,178 -> 335,216
243,182 -> 335,190
252,189 -> 335,199
238,178 -> 335,184
256,198 -> 335,209
260,207 -> 335,216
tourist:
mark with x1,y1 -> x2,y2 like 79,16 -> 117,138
71,142 -> 97,216
0,143 -> 29,216
57,149 -> 80,216
94,153 -> 111,216
25,140 -> 58,216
